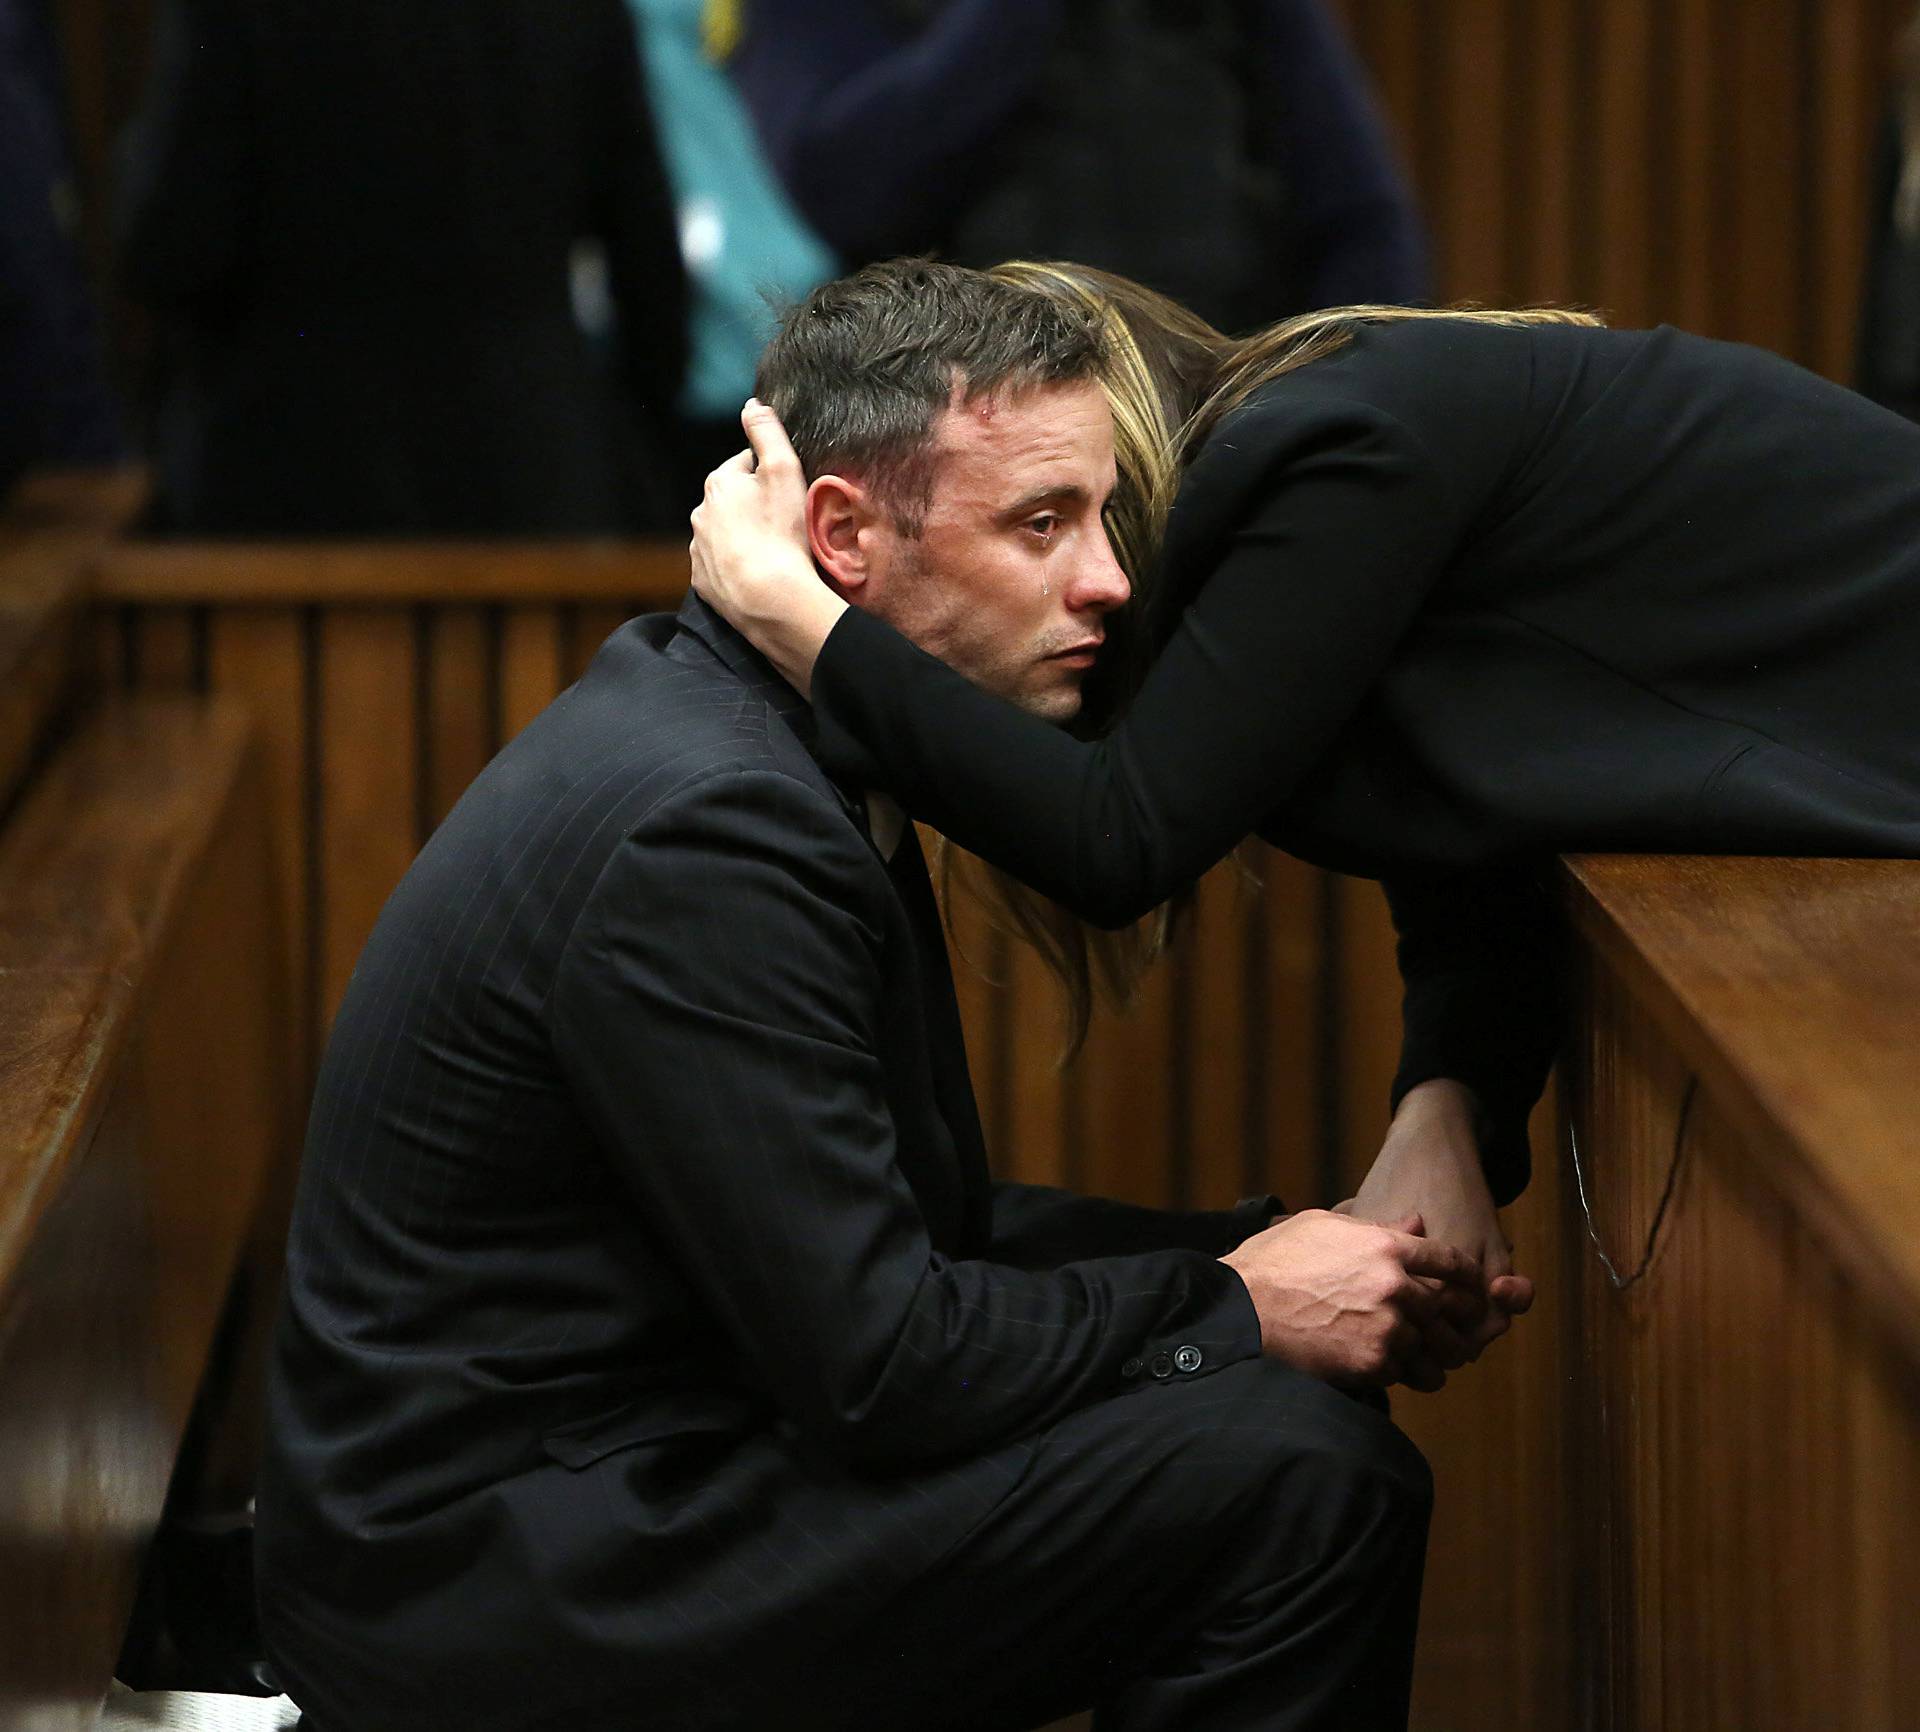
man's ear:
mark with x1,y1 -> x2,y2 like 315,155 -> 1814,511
806,475 -> 884,601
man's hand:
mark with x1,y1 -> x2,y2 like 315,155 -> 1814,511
1220,1209 -> 1486,1393
1339,1079 -> 1535,1361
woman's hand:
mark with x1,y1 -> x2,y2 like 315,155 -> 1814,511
1337,1079 -> 1535,1365
688,399 -> 847,697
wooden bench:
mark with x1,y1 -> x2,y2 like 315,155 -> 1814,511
0,475 -> 288,1732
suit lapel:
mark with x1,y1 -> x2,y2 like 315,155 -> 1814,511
885,826 -> 995,1252
671,594 -> 993,1248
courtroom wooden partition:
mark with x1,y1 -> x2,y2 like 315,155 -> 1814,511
84,544 -> 1354,1228
0,473 -> 289,1732
48,3 -> 1920,1722
1557,856 -> 1920,1730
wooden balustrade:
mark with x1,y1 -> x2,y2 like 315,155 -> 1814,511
87,539 -> 1367,1216
68,529 -> 1920,1730
1557,854 -> 1920,1730
0,477 -> 289,1732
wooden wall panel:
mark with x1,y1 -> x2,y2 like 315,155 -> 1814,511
316,611 -> 417,1036
425,607 -> 494,832
1332,0 -> 1912,374
1563,928 -> 1920,1731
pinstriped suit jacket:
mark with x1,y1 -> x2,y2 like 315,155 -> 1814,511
256,595 -> 1269,1729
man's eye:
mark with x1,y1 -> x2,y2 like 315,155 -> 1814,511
1027,514 -> 1061,540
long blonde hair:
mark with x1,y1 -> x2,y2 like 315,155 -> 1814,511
1898,4 -> 1920,239
948,262 -> 1606,1057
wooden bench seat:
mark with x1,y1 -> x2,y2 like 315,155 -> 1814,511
0,694 -> 284,1732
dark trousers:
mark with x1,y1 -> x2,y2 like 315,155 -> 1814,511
779,1357 -> 1432,1731
288,1359 -> 1428,1732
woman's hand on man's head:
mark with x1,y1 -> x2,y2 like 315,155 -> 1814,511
688,399 -> 847,697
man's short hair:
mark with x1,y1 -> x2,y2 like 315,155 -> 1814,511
754,258 -> 1108,536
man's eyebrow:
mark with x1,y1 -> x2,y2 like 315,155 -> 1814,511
995,482 -> 1095,521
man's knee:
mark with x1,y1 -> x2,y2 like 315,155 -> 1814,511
1235,1364 -> 1434,1561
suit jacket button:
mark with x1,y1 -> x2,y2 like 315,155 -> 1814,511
1174,1345 -> 1203,1373
1149,1352 -> 1174,1379
1121,1357 -> 1143,1379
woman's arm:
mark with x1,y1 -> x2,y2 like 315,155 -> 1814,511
1383,867 -> 1564,1207
805,393 -> 1463,925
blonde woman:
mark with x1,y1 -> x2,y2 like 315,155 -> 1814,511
691,262 -> 1920,1289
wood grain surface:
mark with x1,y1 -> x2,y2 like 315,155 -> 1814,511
0,695 -> 286,1732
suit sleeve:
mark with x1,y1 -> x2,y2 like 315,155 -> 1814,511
987,1183 -> 1283,1271
811,395 -> 1461,927
548,768 -> 1261,1470
1384,866 -> 1564,1205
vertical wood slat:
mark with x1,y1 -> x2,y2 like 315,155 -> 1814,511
1182,864 -> 1253,1212
1003,941 -> 1070,1190
568,604 -> 636,684
207,608 -> 313,1091
1256,847 -> 1326,1209
1435,0 -> 1511,301
1592,0 -> 1657,327
499,606 -> 567,743
1730,1 -> 1808,360
1075,943 -> 1177,1210
133,605 -> 199,691
1514,0 -> 1581,303
425,607 -> 494,833
936,847 -> 1010,1167
317,610 -> 418,1037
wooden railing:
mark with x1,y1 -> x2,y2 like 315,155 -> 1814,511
1553,853 -> 1920,1730
78,525 -> 1920,1730
0,475 -> 290,1731
86,539 -> 1410,1220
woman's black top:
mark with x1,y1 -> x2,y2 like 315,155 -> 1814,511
809,319 -> 1920,1201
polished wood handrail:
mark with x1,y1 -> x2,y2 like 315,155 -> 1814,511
0,696 -> 259,1294
92,538 -> 692,604
0,467 -> 149,810
1563,853 -> 1920,1362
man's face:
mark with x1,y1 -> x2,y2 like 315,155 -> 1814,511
860,379 -> 1131,721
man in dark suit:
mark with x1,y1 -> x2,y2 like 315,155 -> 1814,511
256,260 -> 1484,1732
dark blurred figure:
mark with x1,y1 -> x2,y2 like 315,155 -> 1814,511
1860,5 -> 1920,425
628,0 -> 837,508
117,0 -> 688,536
0,0 -> 124,498
730,0 -> 1429,334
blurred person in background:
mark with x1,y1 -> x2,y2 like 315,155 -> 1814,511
628,0 -> 837,510
1859,3 -> 1920,424
729,0 -> 1429,333
0,0 -> 124,499
117,0 -> 688,536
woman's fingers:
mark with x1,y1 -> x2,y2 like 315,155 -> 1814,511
741,397 -> 801,477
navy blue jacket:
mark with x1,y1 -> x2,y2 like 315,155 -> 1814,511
731,0 -> 1428,321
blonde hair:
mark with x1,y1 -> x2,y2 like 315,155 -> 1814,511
1898,5 -> 1920,239
946,261 -> 1606,1057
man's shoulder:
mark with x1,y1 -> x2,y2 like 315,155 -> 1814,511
491,609 -> 865,859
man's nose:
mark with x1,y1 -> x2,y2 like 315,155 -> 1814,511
1067,528 -> 1131,614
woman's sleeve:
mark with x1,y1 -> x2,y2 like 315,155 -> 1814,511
811,396 -> 1461,927
1384,866 -> 1565,1206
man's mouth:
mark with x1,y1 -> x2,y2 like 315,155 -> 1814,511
1046,640 -> 1103,669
